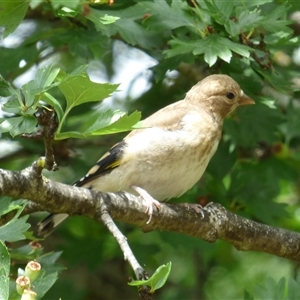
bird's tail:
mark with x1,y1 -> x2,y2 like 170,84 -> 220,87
38,213 -> 69,237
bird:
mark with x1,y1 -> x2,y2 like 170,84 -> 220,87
38,74 -> 255,236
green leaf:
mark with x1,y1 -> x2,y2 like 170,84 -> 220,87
85,9 -> 120,28
279,104 -> 300,144
2,96 -> 23,114
224,102 -> 284,148
55,110 -> 142,140
37,251 -> 62,265
207,140 -> 236,180
0,240 -> 9,300
0,197 -> 11,215
0,75 -> 13,97
0,115 -> 37,137
260,3 -> 293,33
142,1 -> 200,33
10,244 -> 43,261
84,8 -> 120,31
22,65 -> 61,96
166,35 -> 251,66
286,276 -> 300,299
203,0 -> 235,26
253,277 -> 285,299
36,251 -> 65,274
0,0 -> 29,37
224,10 -> 263,37
83,110 -> 142,135
0,215 -> 30,242
58,74 -> 118,109
57,6 -> 79,18
128,262 -> 172,292
86,5 -> 163,49
100,14 -> 120,25
0,197 -> 25,216
32,271 -> 59,299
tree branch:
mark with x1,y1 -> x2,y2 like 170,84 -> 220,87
0,165 -> 300,263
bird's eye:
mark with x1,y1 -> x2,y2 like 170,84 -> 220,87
226,92 -> 235,100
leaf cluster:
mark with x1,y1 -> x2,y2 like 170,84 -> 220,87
0,197 -> 62,299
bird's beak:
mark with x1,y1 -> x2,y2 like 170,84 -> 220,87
239,93 -> 255,106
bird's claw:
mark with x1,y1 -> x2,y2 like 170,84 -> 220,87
131,185 -> 161,224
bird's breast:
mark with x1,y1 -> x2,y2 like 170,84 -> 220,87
122,115 -> 221,200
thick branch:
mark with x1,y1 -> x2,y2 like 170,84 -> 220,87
0,167 -> 300,262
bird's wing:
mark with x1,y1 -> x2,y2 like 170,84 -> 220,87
141,100 -> 189,130
73,140 -> 127,187
124,100 -> 191,143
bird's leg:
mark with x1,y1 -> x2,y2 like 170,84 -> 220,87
131,185 -> 161,224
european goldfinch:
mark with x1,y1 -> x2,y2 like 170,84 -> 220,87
38,74 -> 254,236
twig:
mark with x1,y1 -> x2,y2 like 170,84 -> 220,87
22,108 -> 58,171
239,32 -> 273,69
98,206 -> 152,299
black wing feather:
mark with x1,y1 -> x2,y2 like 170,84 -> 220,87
73,140 -> 127,187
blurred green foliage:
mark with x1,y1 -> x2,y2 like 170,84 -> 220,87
1,0 -> 300,299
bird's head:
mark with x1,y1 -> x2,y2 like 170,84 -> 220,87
186,74 -> 255,122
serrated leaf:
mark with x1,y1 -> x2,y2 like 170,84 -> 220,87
2,96 -> 23,114
225,10 -> 263,37
84,8 -> 120,31
32,271 -> 59,299
37,251 -> 63,266
224,103 -> 284,148
0,115 -> 37,137
166,35 -> 250,66
57,6 -> 79,18
36,251 -> 65,275
10,244 -> 43,261
0,215 -> 30,242
0,240 -> 10,300
142,1 -> 199,32
260,3 -> 293,33
286,276 -> 300,299
100,14 -> 120,25
253,277 -> 285,299
0,75 -> 13,97
22,65 -> 60,96
0,197 -> 11,216
0,0 -> 29,37
85,5 -> 162,49
0,197 -> 25,216
279,104 -> 300,144
58,74 -> 118,110
55,110 -> 142,140
83,110 -> 142,135
85,9 -> 119,27
203,0 -> 234,25
128,262 -> 172,292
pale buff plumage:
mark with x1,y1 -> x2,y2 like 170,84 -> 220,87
38,74 -> 254,236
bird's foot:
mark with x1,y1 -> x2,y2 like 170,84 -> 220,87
131,185 -> 161,224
